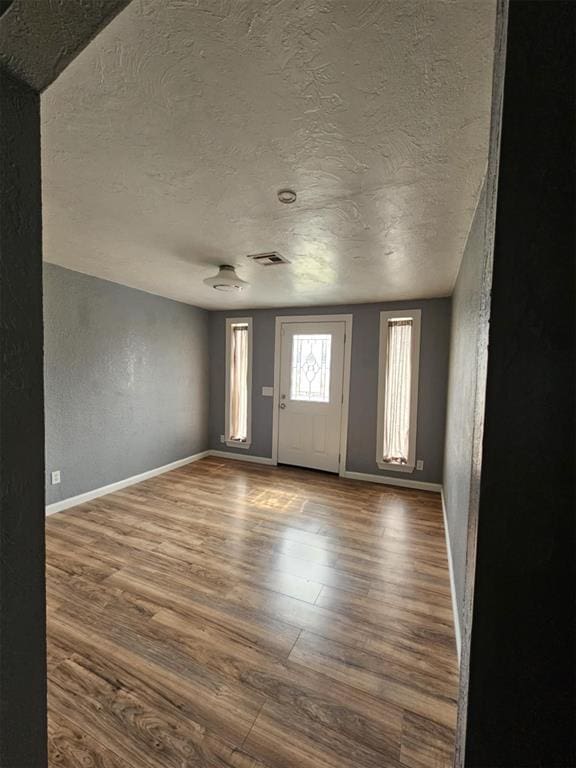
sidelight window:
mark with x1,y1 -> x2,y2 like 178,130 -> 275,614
225,318 -> 252,447
376,310 -> 421,471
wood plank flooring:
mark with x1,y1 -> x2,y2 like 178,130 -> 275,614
46,457 -> 458,768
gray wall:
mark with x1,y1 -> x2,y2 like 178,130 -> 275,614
44,264 -> 210,504
209,299 -> 451,484
443,185 -> 487,631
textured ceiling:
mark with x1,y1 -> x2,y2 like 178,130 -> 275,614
42,0 -> 496,309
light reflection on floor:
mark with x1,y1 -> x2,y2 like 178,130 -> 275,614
248,488 -> 300,512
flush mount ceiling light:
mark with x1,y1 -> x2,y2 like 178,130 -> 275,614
277,188 -> 297,204
203,264 -> 249,292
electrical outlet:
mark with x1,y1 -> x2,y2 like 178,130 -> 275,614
220,434 -> 225,443
51,470 -> 61,485
416,460 -> 424,471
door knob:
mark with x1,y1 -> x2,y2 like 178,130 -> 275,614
279,402 -> 286,409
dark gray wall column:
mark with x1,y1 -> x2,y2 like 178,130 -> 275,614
464,2 -> 575,765
442,184 -> 487,639
0,69 -> 47,767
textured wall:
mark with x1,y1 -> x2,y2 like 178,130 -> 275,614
443,184 -> 487,632
0,70 -> 47,767
0,0 -> 131,91
209,300 -> 451,484
44,264 -> 210,505
465,2 -> 575,764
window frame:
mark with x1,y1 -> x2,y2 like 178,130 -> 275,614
376,309 -> 421,472
225,317 -> 253,449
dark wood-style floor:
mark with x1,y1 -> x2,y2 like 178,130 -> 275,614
46,457 -> 458,768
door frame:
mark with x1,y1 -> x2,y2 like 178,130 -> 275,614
271,314 -> 353,475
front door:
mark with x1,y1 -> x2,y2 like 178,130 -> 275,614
277,320 -> 346,473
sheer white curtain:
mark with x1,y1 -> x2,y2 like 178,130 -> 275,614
230,324 -> 248,441
383,319 -> 412,464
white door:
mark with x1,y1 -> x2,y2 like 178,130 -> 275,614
277,321 -> 346,473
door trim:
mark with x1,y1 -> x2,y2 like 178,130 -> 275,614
271,314 -> 353,475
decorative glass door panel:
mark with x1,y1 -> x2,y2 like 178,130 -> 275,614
290,334 -> 332,403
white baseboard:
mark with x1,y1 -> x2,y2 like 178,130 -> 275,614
45,450 -> 211,516
340,469 -> 442,493
441,488 -> 462,663
208,450 -> 275,465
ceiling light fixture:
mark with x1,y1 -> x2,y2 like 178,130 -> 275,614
277,188 -> 297,204
203,264 -> 249,292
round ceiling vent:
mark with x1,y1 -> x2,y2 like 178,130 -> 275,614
203,264 -> 249,292
277,188 -> 297,204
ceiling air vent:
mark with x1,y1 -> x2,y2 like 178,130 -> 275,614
246,251 -> 290,266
